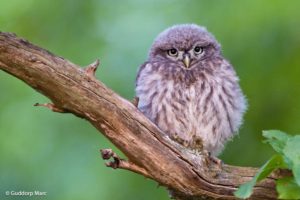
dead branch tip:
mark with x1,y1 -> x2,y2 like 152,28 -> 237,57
34,103 -> 67,113
100,148 -> 151,178
84,59 -> 100,77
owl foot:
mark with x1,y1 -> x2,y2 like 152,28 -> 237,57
131,96 -> 139,107
100,148 -> 151,178
34,103 -> 68,113
171,134 -> 204,154
84,59 -> 100,78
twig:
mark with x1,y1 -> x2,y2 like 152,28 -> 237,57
100,149 -> 152,178
34,103 -> 67,113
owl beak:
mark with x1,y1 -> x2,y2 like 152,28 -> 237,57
183,54 -> 191,68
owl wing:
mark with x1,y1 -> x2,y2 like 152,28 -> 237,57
135,61 -> 149,87
135,62 -> 151,109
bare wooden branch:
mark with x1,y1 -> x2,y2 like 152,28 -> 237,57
0,32 -> 283,199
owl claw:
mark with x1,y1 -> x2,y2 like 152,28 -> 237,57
209,155 -> 223,167
202,150 -> 223,169
206,152 -> 223,168
84,59 -> 100,77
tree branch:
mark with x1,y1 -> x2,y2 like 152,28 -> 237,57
0,32 -> 284,199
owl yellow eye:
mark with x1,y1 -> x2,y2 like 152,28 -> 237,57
194,46 -> 203,54
167,48 -> 178,57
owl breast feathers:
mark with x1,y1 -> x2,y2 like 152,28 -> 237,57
135,24 -> 247,156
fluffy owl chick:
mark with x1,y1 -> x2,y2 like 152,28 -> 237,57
135,24 -> 247,156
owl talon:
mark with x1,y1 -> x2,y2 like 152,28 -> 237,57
208,153 -> 223,168
84,59 -> 100,77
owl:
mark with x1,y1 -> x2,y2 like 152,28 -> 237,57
135,24 -> 247,156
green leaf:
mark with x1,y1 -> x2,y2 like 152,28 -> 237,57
293,164 -> 300,186
234,181 -> 253,199
277,177 -> 300,199
263,130 -> 290,154
234,154 -> 286,199
283,135 -> 300,186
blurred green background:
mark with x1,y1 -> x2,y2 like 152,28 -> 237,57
1,0 -> 300,199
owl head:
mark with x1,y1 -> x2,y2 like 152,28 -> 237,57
148,24 -> 221,70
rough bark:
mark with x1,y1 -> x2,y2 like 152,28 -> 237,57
0,32 -> 285,199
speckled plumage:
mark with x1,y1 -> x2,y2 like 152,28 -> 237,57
135,24 -> 247,156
